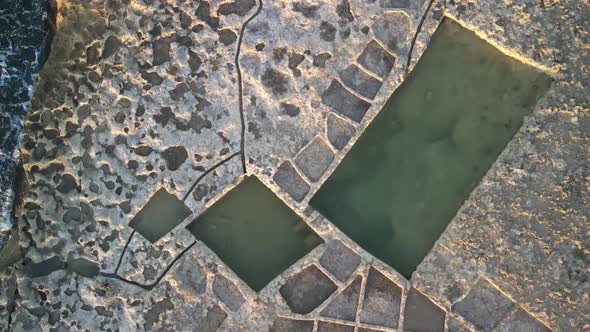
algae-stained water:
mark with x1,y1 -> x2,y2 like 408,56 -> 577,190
187,176 -> 322,292
310,19 -> 552,279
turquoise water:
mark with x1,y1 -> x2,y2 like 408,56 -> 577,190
187,176 -> 322,291
310,19 -> 552,279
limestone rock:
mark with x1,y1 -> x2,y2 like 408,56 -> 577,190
320,275 -> 362,321
452,279 -> 515,331
294,137 -> 334,182
360,267 -> 402,328
280,265 -> 337,314
319,240 -> 360,282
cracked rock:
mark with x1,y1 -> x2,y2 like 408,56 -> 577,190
280,265 -> 337,314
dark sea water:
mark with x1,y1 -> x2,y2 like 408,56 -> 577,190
0,0 -> 49,247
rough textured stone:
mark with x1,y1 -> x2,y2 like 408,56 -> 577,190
372,11 -> 411,53
319,240 -> 361,282
218,0 -> 256,16
280,265 -> 337,314
273,161 -> 310,202
213,274 -> 245,312
495,308 -> 551,332
294,137 -> 334,182
161,146 -> 188,171
403,288 -> 446,332
317,321 -> 355,332
197,305 -> 227,331
452,279 -> 515,331
270,318 -> 313,332
320,21 -> 337,41
445,317 -> 471,332
28,256 -> 64,278
152,37 -> 171,65
360,267 -> 402,328
218,28 -> 237,45
326,113 -> 355,151
320,275 -> 362,321
322,80 -> 371,123
357,40 -> 395,79
338,64 -> 383,99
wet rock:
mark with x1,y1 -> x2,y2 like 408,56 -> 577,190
273,161 -> 310,202
188,49 -> 203,73
213,274 -> 245,311
161,146 -> 188,171
67,258 -> 99,278
360,267 -> 402,328
322,80 -> 371,123
57,173 -> 77,193
169,83 -> 190,101
320,275 -> 362,321
218,0 -> 256,16
134,145 -> 154,156
339,64 -> 383,99
281,102 -> 300,117
270,318 -> 313,332
320,22 -> 337,42
102,35 -> 123,59
319,240 -> 360,282
197,304 -> 227,331
318,321 -> 354,332
403,288 -> 445,332
29,256 -> 64,278
140,70 -> 164,86
288,52 -> 305,77
273,47 -> 287,62
218,28 -> 237,45
372,12 -> 411,53
495,308 -> 551,332
63,207 -> 82,223
196,1 -> 220,30
279,265 -> 337,314
189,112 -> 212,133
294,136 -> 334,182
261,68 -> 289,95
154,106 -> 176,127
357,40 -> 395,79
152,38 -> 171,65
193,183 -> 209,201
336,0 -> 354,22
313,52 -> 332,68
292,2 -> 319,19
452,279 -> 515,331
144,299 -> 174,330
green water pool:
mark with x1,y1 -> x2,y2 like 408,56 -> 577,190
187,176 -> 322,291
310,19 -> 552,279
